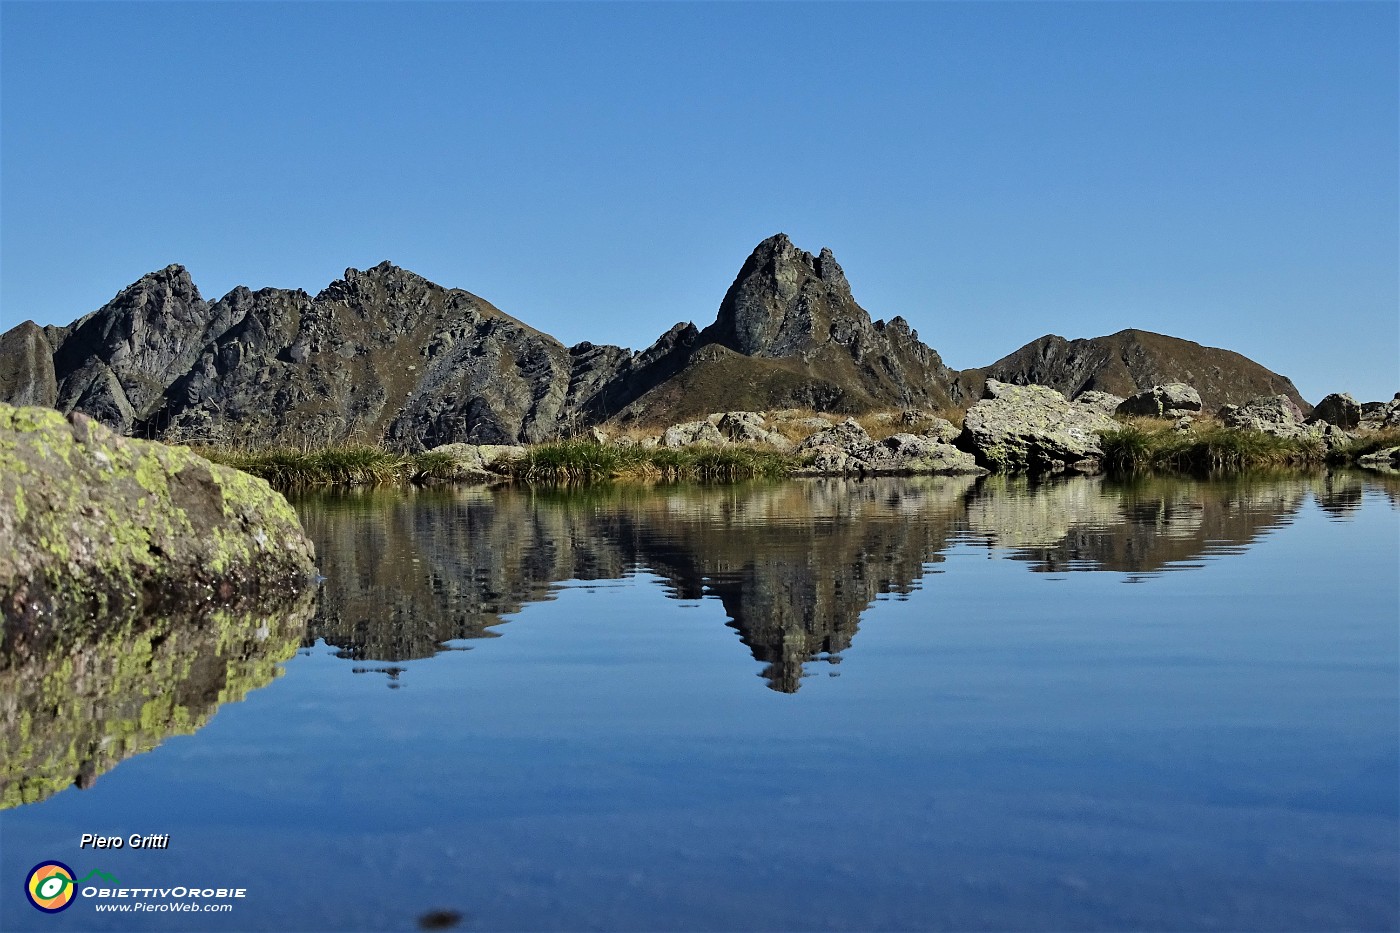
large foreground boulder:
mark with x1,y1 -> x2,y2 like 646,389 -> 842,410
960,380 -> 1118,473
1,404 -> 316,638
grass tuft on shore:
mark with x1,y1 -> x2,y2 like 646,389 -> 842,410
1101,421 -> 1324,473
199,445 -> 410,487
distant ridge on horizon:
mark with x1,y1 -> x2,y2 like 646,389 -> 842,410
0,234 -> 1315,448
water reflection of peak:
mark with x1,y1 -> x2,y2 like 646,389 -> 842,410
294,472 -> 1388,690
298,479 -> 977,692
968,474 -> 1311,575
598,478 -> 977,692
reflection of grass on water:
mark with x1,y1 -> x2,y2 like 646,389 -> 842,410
1101,421 -> 1326,473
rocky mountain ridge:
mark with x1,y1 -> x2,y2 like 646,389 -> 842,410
1,234 -> 1318,447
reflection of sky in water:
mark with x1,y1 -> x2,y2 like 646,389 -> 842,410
2,474 -> 1396,932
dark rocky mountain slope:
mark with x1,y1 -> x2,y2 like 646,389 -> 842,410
1,235 -> 1316,445
955,329 -> 1309,415
4,262 -> 625,447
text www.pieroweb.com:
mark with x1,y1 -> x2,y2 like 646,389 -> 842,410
94,902 -> 234,913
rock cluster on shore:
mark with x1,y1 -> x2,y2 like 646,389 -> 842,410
478,379 -> 1397,479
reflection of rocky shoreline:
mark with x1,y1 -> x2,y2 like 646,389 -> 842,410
968,473 -> 1313,575
300,487 -> 628,661
296,472 -> 1386,692
0,590 -> 314,809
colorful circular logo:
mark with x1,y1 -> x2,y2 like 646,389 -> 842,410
25,861 -> 77,913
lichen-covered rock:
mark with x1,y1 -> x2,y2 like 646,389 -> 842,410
1221,395 -> 1311,438
662,420 -> 726,448
921,417 -> 962,445
713,411 -> 768,442
0,404 -> 316,638
960,380 -> 1117,473
796,418 -> 872,452
1072,390 -> 1126,415
1115,383 -> 1202,418
1308,393 -> 1362,430
863,433 -> 983,475
775,414 -> 835,432
794,420 -> 985,476
417,442 -> 522,482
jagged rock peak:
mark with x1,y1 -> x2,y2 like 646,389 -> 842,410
708,234 -> 864,358
112,263 -> 202,306
314,261 -> 441,303
737,234 -> 852,296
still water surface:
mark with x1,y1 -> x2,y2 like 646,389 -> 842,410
3,473 -> 1397,931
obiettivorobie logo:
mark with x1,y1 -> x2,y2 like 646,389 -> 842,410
25,862 -> 119,913
24,860 -> 247,915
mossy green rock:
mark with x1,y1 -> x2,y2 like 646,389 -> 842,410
0,404 -> 316,640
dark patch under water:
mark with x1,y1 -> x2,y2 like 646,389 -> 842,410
2,472 -> 1397,931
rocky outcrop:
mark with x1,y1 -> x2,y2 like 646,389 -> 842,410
0,322 -> 59,408
0,404 -> 316,642
1219,394 -> 1311,438
1357,446 -> 1400,473
416,443 -> 525,482
1073,391 -> 1126,415
1116,383 -> 1202,418
960,380 -> 1118,473
1358,394 -> 1400,431
662,419 -> 727,448
1308,392 -> 1362,430
793,419 -> 984,476
956,329 -> 1309,415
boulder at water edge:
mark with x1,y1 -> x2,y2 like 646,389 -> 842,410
0,404 -> 316,639
960,380 -> 1118,473
793,419 -> 985,476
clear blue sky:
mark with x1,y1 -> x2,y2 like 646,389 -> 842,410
2,2 -> 1395,403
